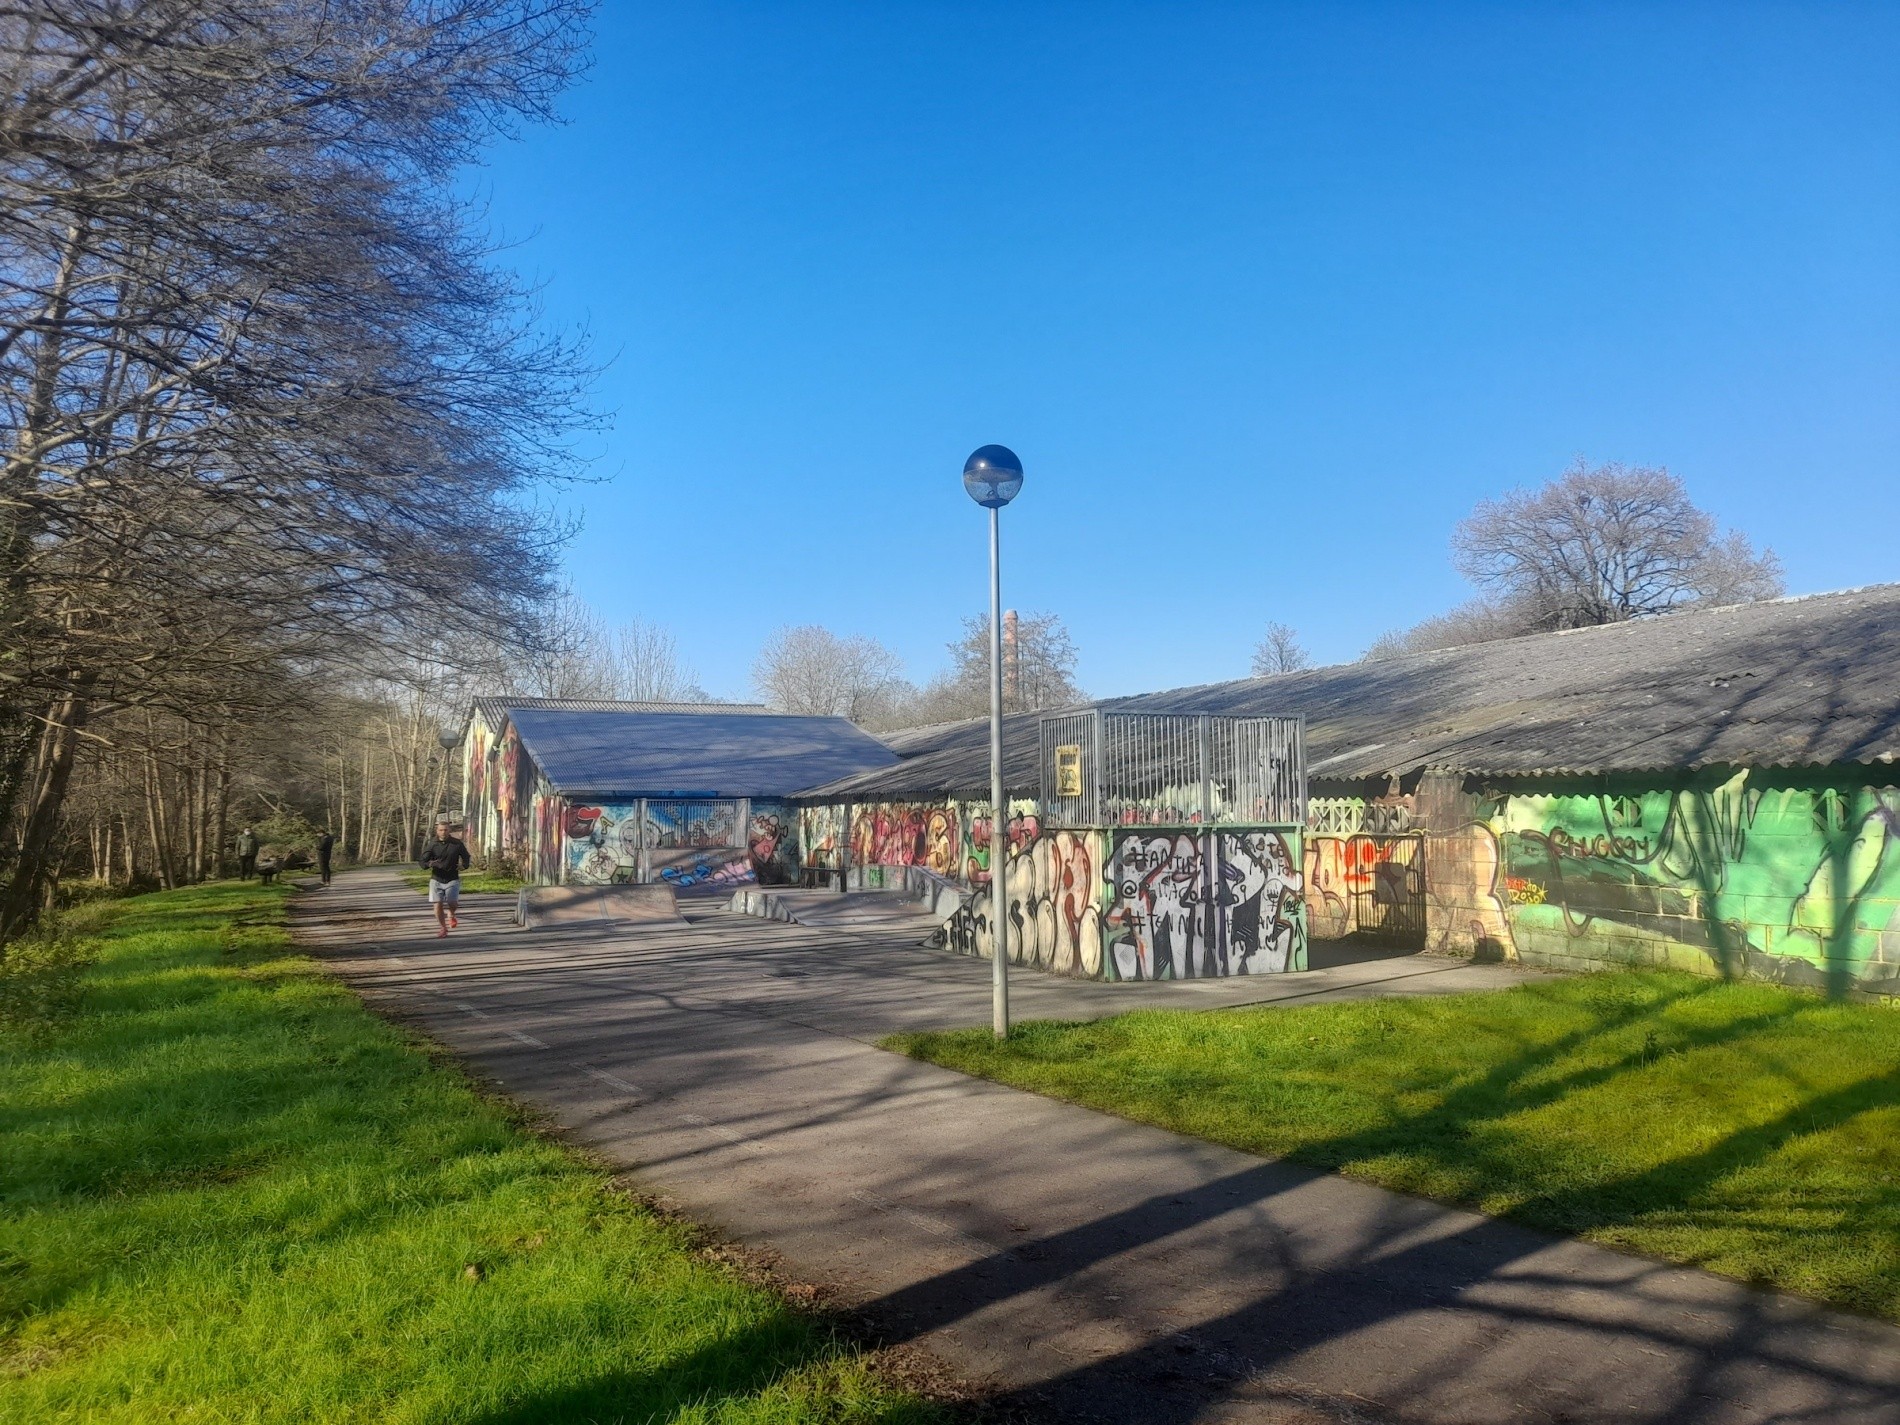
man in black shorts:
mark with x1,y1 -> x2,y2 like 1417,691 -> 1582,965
418,818 -> 471,937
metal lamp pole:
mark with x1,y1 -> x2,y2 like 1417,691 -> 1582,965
433,730 -> 459,826
963,445 -> 1024,1040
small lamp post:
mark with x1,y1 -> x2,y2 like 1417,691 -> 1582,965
963,444 -> 1024,1040
434,729 -> 459,830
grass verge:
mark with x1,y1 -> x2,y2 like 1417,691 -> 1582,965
396,867 -> 523,895
1,882 -> 942,1424
889,971 -> 1900,1319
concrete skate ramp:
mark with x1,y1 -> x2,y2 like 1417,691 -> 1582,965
728,887 -> 945,937
518,884 -> 685,928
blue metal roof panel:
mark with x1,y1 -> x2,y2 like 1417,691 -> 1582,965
504,708 -> 899,798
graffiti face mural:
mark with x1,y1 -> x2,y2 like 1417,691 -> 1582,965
1219,831 -> 1303,974
1103,830 -> 1304,980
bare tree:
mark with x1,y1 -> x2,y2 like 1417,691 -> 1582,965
1364,461 -> 1784,660
752,626 -> 909,725
508,595 -> 705,702
611,620 -> 705,702
1250,622 -> 1312,676
0,0 -> 596,941
897,611 -> 1083,725
1452,461 -> 1783,627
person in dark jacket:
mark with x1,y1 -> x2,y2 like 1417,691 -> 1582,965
235,827 -> 259,881
418,819 -> 471,936
316,830 -> 335,886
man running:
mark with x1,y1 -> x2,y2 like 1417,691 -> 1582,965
418,818 -> 471,936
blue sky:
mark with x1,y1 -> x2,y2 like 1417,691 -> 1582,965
472,2 -> 1899,701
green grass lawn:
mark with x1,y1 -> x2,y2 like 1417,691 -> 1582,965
890,972 -> 1900,1320
396,867 -> 524,895
0,882 -> 940,1424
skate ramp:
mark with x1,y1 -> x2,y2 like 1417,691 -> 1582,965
518,884 -> 685,929
728,887 -> 947,937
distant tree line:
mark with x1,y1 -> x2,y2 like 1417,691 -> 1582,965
751,611 -> 1085,730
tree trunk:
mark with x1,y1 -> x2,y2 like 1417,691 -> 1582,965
212,734 -> 230,880
144,743 -> 175,891
0,688 -> 91,943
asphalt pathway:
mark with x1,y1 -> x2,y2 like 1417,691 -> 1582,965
296,869 -> 1900,1425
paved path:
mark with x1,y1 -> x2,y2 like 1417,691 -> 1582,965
297,869 -> 1900,1425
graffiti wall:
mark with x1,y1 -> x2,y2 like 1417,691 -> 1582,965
1103,829 -> 1305,979
800,804 -> 846,870
548,796 -> 799,890
940,827 -> 1107,977
848,802 -> 963,878
1501,776 -> 1900,991
833,795 -> 1306,981
965,806 -> 1041,886
493,724 -> 533,856
562,801 -> 643,885
1299,772 -> 1900,991
530,785 -> 564,887
746,800 -> 800,886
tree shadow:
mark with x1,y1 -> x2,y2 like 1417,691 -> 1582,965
873,981 -> 1900,1422
460,1317 -> 947,1425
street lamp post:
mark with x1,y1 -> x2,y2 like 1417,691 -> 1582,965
962,444 -> 1024,1040
433,729 -> 459,829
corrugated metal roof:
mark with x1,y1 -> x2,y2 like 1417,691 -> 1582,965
470,695 -> 771,727
506,707 -> 900,798
796,583 -> 1900,800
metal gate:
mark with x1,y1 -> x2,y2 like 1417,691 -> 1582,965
1344,834 -> 1425,947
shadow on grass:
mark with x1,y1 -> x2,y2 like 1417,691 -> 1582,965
463,1319 -> 943,1425
3,883 -> 949,1424
875,977 -> 1900,1422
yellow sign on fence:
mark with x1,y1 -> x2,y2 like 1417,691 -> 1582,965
1054,744 -> 1083,798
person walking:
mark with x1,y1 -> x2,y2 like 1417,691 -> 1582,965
418,818 -> 471,937
316,830 -> 335,886
235,826 -> 259,881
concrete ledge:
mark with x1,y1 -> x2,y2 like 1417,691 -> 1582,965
517,883 -> 684,928
726,884 -> 949,936
728,887 -> 799,925
844,864 -> 968,917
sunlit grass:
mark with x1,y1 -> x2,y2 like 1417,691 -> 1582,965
0,882 -> 939,1424
890,973 -> 1900,1319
